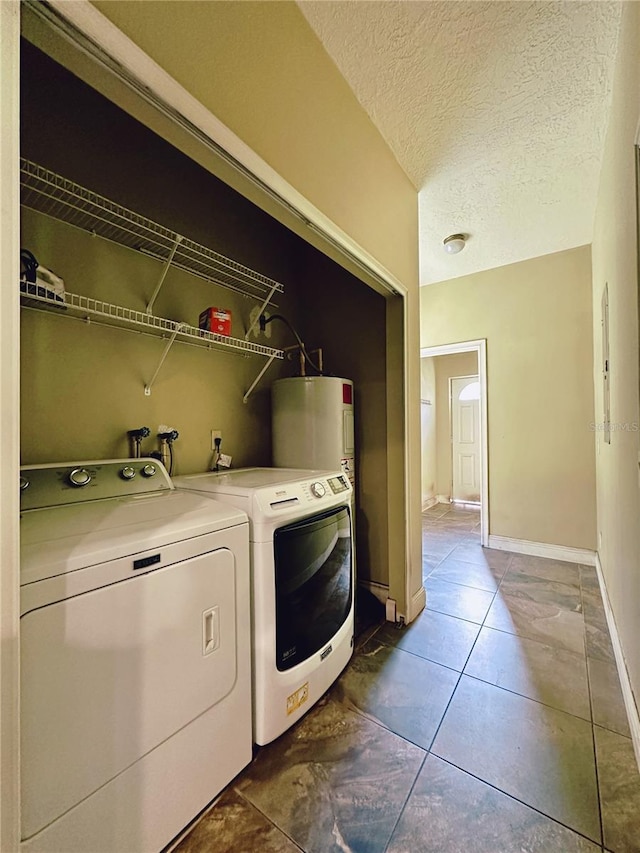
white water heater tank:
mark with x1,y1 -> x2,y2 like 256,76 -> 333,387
272,376 -> 355,485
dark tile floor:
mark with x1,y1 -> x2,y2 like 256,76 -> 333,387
172,505 -> 640,853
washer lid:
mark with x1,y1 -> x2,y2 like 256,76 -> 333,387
21,490 -> 247,586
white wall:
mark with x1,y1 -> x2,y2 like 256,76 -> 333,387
420,357 -> 436,506
421,246 -> 596,548
590,1 -> 640,736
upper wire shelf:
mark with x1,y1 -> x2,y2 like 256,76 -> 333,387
19,159 -> 285,302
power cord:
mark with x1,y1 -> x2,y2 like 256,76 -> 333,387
259,313 -> 323,375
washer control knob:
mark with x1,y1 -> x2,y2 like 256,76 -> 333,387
310,481 -> 326,498
19,476 -> 30,492
141,464 -> 157,478
69,468 -> 91,487
120,466 -> 136,481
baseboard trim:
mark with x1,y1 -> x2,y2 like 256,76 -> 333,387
487,535 -> 596,566
404,583 -> 427,625
357,579 -> 389,607
595,553 -> 640,771
358,579 -> 426,625
422,496 -> 438,511
452,500 -> 481,511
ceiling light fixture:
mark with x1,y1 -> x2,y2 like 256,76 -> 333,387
443,234 -> 466,255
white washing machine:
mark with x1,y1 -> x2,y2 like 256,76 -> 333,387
19,459 -> 252,853
174,468 -> 354,746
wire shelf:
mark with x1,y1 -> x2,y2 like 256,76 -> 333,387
20,159 -> 285,301
19,282 -> 284,360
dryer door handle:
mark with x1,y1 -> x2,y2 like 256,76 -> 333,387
202,606 -> 220,656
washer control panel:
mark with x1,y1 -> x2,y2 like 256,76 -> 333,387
20,458 -> 172,511
264,474 -> 351,514
327,475 -> 350,494
310,481 -> 326,498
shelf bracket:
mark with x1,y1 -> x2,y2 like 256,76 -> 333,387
144,325 -> 184,396
146,234 -> 183,314
245,283 -> 279,339
243,353 -> 277,404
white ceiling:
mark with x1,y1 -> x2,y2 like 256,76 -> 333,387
297,1 -> 622,285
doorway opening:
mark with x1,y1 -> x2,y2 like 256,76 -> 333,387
420,340 -> 488,546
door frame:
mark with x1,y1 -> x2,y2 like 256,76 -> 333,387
420,340 -> 488,546
449,373 -> 481,504
0,1 -> 21,848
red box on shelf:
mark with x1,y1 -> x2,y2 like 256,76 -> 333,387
199,307 -> 232,336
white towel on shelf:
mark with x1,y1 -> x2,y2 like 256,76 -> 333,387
35,265 -> 66,302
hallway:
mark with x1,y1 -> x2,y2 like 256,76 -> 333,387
173,506 -> 640,852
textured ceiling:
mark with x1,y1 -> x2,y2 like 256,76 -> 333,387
297,1 -> 622,285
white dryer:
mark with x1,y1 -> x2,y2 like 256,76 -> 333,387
19,459 -> 252,853
174,467 -> 354,746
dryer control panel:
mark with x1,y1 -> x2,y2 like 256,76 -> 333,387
19,458 -> 173,511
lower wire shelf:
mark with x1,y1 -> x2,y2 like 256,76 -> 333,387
20,283 -> 284,395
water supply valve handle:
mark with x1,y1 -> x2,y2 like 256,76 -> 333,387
128,426 -> 151,439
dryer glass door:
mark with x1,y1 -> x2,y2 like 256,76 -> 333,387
273,505 -> 352,671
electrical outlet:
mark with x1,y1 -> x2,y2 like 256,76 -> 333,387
249,305 -> 271,339
211,430 -> 222,450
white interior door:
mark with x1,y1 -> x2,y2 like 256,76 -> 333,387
451,376 -> 481,503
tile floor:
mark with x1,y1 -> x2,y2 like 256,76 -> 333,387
172,505 -> 640,853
